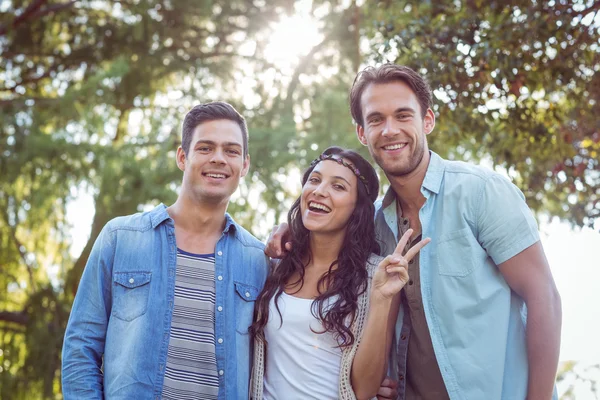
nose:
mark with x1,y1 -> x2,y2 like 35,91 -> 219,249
312,182 -> 327,197
382,116 -> 399,137
210,148 -> 226,164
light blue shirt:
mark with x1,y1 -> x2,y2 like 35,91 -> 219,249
375,151 -> 555,400
62,204 -> 268,400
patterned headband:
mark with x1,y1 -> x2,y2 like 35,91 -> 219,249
309,153 -> 370,195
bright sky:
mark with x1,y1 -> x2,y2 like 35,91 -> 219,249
63,1 -> 600,397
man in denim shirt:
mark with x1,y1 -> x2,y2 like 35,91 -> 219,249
62,102 -> 269,399
268,65 -> 561,400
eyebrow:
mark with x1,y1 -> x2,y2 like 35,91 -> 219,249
194,140 -> 242,148
311,171 -> 353,186
365,107 -> 416,120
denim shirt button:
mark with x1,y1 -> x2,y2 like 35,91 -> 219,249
217,251 -> 223,256
218,338 -> 223,344
217,306 -> 223,312
245,292 -> 250,298
219,370 -> 224,376
129,278 -> 134,284
217,276 -> 223,281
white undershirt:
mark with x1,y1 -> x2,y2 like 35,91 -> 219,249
263,292 -> 342,400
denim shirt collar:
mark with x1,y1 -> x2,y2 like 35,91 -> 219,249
148,203 -> 238,234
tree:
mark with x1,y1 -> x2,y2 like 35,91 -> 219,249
363,0 -> 600,228
0,0 -> 295,397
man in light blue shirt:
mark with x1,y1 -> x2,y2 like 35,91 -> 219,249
62,102 -> 268,399
349,64 -> 562,400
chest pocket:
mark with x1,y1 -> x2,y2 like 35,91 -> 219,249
112,271 -> 152,321
436,228 -> 477,277
234,282 -> 259,334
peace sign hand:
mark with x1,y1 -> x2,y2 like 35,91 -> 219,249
372,229 -> 431,301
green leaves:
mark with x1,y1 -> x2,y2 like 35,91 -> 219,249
364,0 -> 600,228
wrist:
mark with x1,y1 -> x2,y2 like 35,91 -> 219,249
369,291 -> 394,307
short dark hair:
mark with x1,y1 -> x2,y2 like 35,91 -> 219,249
182,101 -> 249,157
349,64 -> 433,126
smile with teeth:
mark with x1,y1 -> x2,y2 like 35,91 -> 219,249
204,173 -> 227,179
383,143 -> 407,150
308,201 -> 331,213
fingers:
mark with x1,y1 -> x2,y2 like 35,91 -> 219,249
393,228 -> 414,256
376,377 -> 398,399
385,265 -> 408,275
393,228 -> 431,263
404,237 -> 431,261
264,223 -> 290,258
378,254 -> 405,271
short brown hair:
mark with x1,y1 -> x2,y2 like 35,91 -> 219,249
349,64 -> 432,126
182,101 -> 248,157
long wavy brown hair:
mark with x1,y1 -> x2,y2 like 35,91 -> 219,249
250,146 -> 380,348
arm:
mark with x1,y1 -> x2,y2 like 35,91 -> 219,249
351,230 -> 429,399
498,242 -> 561,400
351,292 -> 400,399
62,226 -> 114,399
476,175 -> 561,400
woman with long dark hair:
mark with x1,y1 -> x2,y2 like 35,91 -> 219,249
249,147 -> 429,399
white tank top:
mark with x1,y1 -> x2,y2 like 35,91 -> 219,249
263,292 -> 342,400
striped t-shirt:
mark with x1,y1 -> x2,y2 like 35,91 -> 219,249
161,249 -> 218,400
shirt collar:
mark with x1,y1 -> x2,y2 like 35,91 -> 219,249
149,203 -> 237,235
422,151 -> 444,195
149,204 -> 171,229
378,150 -> 445,214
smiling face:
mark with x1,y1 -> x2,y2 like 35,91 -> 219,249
356,81 -> 435,177
177,119 -> 249,205
300,159 -> 358,234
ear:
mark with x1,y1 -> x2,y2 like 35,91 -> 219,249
240,154 -> 250,178
423,108 -> 436,135
356,124 -> 368,146
176,146 -> 186,172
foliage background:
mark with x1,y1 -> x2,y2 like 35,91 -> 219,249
1,0 -> 598,398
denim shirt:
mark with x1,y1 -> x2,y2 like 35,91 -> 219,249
62,204 -> 269,400
376,152 -> 556,400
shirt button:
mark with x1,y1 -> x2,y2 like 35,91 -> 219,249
409,259 -> 414,265
245,292 -> 251,298
218,338 -> 223,344
401,334 -> 407,340
219,370 -> 224,376
409,280 -> 414,286
217,251 -> 223,256
399,374 -> 404,381
217,306 -> 223,312
403,219 -> 408,225
217,275 -> 223,281
129,278 -> 134,284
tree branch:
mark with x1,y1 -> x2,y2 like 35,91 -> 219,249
0,204 -> 38,292
0,310 -> 29,325
0,0 -> 77,36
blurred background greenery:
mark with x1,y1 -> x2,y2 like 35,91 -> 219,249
1,0 -> 599,398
